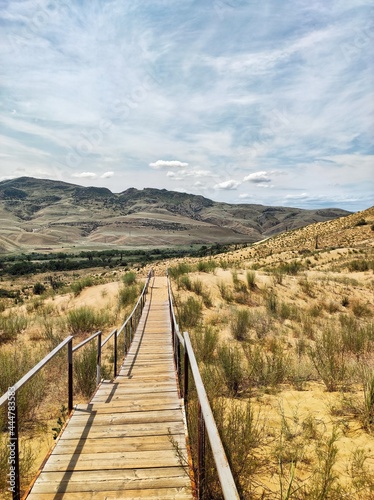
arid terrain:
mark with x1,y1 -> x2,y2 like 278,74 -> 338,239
0,204 -> 373,499
0,177 -> 349,253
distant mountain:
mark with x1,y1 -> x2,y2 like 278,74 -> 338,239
0,177 -> 352,253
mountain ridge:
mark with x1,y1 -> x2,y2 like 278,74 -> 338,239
0,177 -> 354,253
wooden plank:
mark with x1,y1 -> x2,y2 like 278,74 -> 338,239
61,421 -> 186,439
28,470 -> 191,495
28,487 -> 192,499
52,434 -> 187,455
66,409 -> 184,426
43,449 -> 186,471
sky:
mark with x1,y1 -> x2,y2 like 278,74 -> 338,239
0,0 -> 373,212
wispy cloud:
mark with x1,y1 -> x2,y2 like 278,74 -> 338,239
0,0 -> 372,211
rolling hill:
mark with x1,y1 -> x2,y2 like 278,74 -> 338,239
0,177 -> 352,253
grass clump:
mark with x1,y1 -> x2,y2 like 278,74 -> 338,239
192,325 -> 219,363
177,296 -> 203,330
0,314 -> 28,343
230,309 -> 251,341
71,276 -> 94,296
66,306 -> 111,335
74,343 -> 97,398
218,344 -> 245,396
168,262 -> 192,279
196,259 -> 216,273
122,271 -> 137,286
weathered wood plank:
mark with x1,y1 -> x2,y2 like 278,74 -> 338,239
43,450 -> 186,472
52,434 -> 187,455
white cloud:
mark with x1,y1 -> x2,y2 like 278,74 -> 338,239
244,171 -> 272,183
149,160 -> 189,169
71,172 -> 97,179
101,171 -> 114,178
214,180 -> 241,190
239,193 -> 252,199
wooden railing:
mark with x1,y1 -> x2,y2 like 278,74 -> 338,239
0,269 -> 153,500
167,272 -> 240,500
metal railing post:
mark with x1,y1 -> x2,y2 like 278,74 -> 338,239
184,349 -> 189,411
96,332 -> 102,387
114,329 -> 118,378
68,338 -> 73,414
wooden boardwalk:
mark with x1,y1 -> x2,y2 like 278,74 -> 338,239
27,276 -> 193,499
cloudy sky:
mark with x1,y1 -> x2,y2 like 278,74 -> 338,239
1,0 -> 373,211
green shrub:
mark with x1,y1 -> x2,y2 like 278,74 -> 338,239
230,309 -> 251,341
177,297 -> 203,330
348,259 -> 369,272
0,314 -> 28,343
309,328 -> 346,391
197,260 -> 216,273
74,342 -> 97,398
246,271 -> 256,290
177,275 -> 192,291
192,326 -> 219,363
117,284 -> 140,309
122,271 -> 137,286
70,276 -> 94,296
33,282 -> 46,295
168,262 -> 191,279
66,307 -> 111,335
245,340 -> 289,389
279,261 -> 302,275
218,344 -> 245,396
265,290 -> 278,315
218,281 -> 233,303
0,347 -> 46,428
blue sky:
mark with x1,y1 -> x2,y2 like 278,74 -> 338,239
0,0 -> 373,211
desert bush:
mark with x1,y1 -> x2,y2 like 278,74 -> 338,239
117,284 -> 140,309
0,347 -> 46,428
0,314 -> 28,343
74,342 -> 97,398
279,301 -> 301,321
265,290 -> 278,315
272,269 -> 284,285
246,271 -> 256,290
213,399 -> 265,497
33,282 -> 46,295
192,325 -> 219,363
191,279 -> 203,295
279,260 -> 302,275
230,309 -> 251,341
245,340 -> 289,389
309,328 -> 347,391
177,296 -> 203,330
340,315 -> 370,359
218,344 -> 245,396
348,259 -> 369,272
168,262 -> 191,279
71,276 -> 94,296
177,275 -> 192,291
351,299 -> 372,318
298,276 -> 315,297
122,271 -> 137,286
217,281 -> 233,303
196,260 -> 216,273
66,307 -> 111,335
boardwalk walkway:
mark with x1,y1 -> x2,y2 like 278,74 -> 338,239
27,276 -> 193,499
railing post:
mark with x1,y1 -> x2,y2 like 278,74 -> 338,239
114,329 -> 118,378
97,332 -> 102,387
184,349 -> 189,413
10,392 -> 20,500
130,317 -> 133,343
68,338 -> 73,414
198,402 -> 206,499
